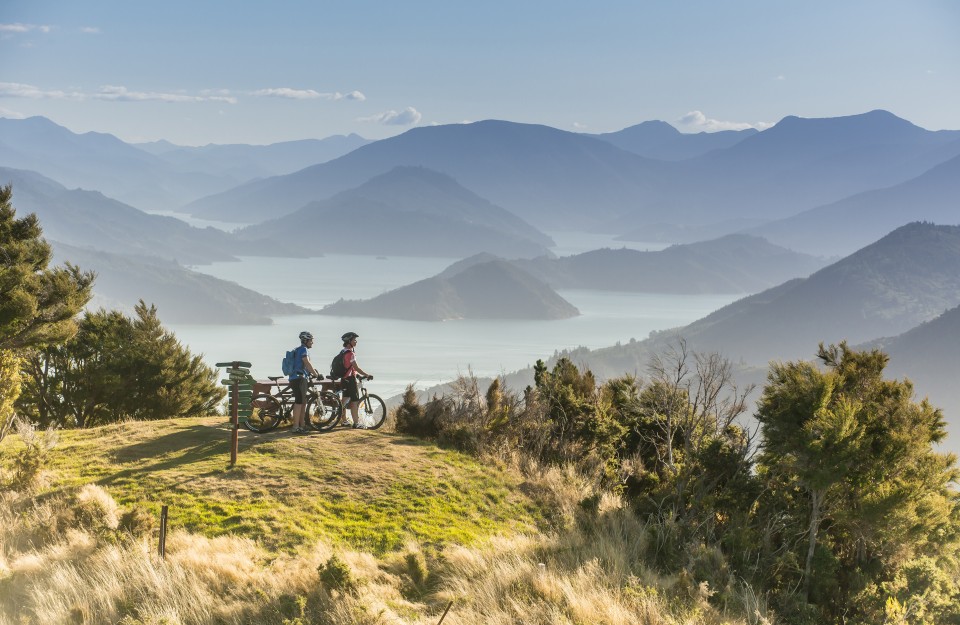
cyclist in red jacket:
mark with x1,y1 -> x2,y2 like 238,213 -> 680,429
338,331 -> 372,428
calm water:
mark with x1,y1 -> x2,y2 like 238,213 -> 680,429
172,251 -> 741,399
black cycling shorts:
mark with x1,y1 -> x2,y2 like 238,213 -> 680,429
341,376 -> 361,402
290,376 -> 309,404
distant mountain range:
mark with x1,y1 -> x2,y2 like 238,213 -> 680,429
513,234 -> 827,294
136,134 -> 370,182
1,166 -> 238,264
233,166 -> 555,258
5,111 -> 959,260
589,120 -> 758,160
182,119 -> 670,227
0,116 -> 236,211
52,244 -> 309,325
320,258 -> 579,321
184,111 -> 960,244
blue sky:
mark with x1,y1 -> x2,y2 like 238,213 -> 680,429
1,0 -> 958,145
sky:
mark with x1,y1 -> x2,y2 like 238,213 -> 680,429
1,0 -> 958,146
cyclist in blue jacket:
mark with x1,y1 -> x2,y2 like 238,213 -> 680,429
289,330 -> 320,433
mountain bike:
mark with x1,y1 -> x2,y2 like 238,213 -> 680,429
332,375 -> 387,430
245,376 -> 342,433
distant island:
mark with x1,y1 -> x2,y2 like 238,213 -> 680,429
319,259 -> 579,321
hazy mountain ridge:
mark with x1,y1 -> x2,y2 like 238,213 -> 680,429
589,120 -> 758,160
858,305 -> 960,427
233,165 -> 555,258
182,119 -> 671,228
53,243 -> 309,325
671,222 -> 960,362
0,116 -> 238,211
611,110 -> 960,232
139,134 -> 371,181
514,234 -> 827,294
745,151 -> 960,256
0,166 -> 239,264
319,259 -> 579,321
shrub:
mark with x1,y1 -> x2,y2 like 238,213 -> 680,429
318,553 -> 357,594
8,416 -> 58,491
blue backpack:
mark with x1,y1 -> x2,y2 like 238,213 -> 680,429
281,348 -> 298,376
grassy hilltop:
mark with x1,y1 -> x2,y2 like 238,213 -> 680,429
26,417 -> 540,554
0,417 -> 754,625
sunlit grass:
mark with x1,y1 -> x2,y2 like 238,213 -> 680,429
2,417 -> 541,554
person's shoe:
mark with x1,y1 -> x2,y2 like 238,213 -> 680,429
353,423 -> 367,430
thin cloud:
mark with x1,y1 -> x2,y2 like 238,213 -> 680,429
253,88 -> 366,101
0,81 -> 74,99
359,107 -> 422,126
0,107 -> 25,118
0,81 -> 236,104
0,23 -> 52,34
677,110 -> 771,132
80,26 -> 101,34
93,85 -> 237,104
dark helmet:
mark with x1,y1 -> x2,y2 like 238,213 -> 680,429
299,331 -> 314,342
341,331 -> 359,342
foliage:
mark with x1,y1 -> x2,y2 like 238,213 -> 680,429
0,348 -> 21,441
17,301 -> 225,428
755,342 -> 960,623
0,186 -> 94,435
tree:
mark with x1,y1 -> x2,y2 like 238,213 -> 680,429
0,185 -> 94,436
18,301 -> 224,428
755,342 -> 960,621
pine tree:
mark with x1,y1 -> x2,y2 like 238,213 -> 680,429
18,301 -> 224,427
0,185 -> 94,434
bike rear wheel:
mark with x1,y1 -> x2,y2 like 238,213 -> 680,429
356,393 -> 387,430
307,390 -> 343,431
245,393 -> 283,432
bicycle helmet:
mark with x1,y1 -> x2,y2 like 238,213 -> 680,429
341,331 -> 359,342
299,331 -> 314,342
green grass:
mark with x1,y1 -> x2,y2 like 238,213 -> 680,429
1,417 -> 542,554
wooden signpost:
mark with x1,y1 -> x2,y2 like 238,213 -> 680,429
216,361 -> 253,465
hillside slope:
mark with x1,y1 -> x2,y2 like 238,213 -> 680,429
2,166 -> 238,265
54,244 -> 308,325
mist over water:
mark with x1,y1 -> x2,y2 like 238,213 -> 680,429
173,239 -> 741,399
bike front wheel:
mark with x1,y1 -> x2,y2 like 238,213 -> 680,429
245,393 -> 283,433
307,391 -> 343,431
356,393 -> 387,430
